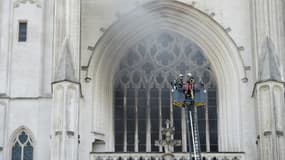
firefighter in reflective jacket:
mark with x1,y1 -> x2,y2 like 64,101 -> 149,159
173,74 -> 184,90
184,73 -> 195,100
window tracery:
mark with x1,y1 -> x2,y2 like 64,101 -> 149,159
11,130 -> 33,160
114,31 -> 217,152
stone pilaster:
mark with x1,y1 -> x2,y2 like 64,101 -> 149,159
51,37 -> 80,160
51,0 -> 81,158
254,81 -> 285,160
51,30 -> 80,160
0,101 -> 7,160
53,0 -> 80,81
251,0 -> 285,80
51,81 -> 80,160
0,0 -> 11,95
251,0 -> 285,159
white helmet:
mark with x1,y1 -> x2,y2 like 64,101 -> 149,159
179,74 -> 184,77
187,73 -> 192,77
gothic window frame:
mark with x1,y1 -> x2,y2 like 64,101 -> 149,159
9,126 -> 35,160
113,31 -> 218,153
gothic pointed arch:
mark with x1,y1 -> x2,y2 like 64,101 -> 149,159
113,31 -> 218,153
87,0 -> 247,152
9,126 -> 35,160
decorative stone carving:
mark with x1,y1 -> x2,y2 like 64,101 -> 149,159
91,152 -> 244,160
51,0 -> 81,159
254,82 -> 285,160
155,119 -> 181,154
14,0 -> 42,8
115,31 -> 216,89
251,0 -> 285,159
259,37 -> 282,81
51,82 -> 80,160
114,31 -> 217,153
155,119 -> 181,160
54,39 -> 76,82
51,39 -> 79,160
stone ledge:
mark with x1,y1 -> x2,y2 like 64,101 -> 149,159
90,152 -> 245,160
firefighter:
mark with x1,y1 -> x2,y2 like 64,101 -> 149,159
173,74 -> 184,90
184,73 -> 195,100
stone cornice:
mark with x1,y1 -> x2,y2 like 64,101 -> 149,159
51,80 -> 83,97
252,79 -> 285,97
0,96 -> 52,100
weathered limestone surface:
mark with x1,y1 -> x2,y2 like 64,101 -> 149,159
51,82 -> 80,160
254,82 -> 285,160
251,0 -> 285,160
0,0 -> 284,160
51,0 -> 81,159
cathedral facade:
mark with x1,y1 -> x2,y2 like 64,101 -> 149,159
0,0 -> 285,160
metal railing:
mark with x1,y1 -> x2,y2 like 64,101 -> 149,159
91,152 -> 244,160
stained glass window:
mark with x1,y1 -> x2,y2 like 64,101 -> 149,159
11,130 -> 33,160
114,31 -> 218,152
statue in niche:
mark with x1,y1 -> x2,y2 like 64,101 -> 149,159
259,37 -> 282,81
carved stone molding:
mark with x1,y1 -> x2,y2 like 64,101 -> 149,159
14,0 -> 42,8
89,0 -> 245,152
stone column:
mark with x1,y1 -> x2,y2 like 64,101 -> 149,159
251,1 -> 285,159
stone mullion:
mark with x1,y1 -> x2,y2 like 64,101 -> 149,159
205,90 -> 210,152
219,86 -> 228,151
123,87 -> 127,152
21,144 -> 24,160
169,90 -> 174,152
158,88 -> 162,152
146,88 -> 151,152
134,89 -> 139,152
169,91 -> 174,124
181,108 -> 187,152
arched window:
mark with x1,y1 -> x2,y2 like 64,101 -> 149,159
11,129 -> 34,160
114,31 -> 218,152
